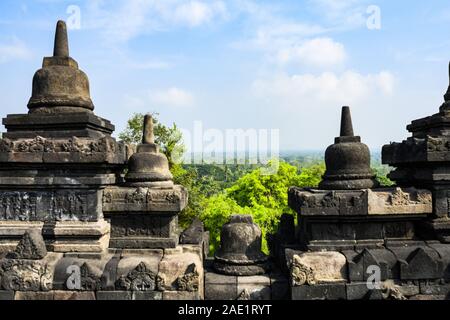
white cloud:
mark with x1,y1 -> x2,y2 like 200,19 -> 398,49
230,2 -> 353,69
307,0 -> 368,30
252,70 -> 395,106
0,37 -> 31,64
232,1 -> 327,51
149,87 -> 194,107
84,0 -> 228,43
173,1 -> 227,27
276,37 -> 346,67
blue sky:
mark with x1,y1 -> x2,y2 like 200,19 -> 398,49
1,0 -> 450,152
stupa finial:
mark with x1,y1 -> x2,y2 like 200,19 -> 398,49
340,106 -> 354,137
53,20 -> 69,57
444,61 -> 450,103
142,114 -> 155,144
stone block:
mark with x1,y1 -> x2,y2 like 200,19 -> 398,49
286,250 -> 347,283
53,253 -> 113,290
0,291 -> 14,300
96,291 -> 132,300
43,220 -> 111,253
291,283 -> 346,300
132,291 -> 162,300
0,221 -> 44,254
179,218 -> 204,245
394,247 -> 444,280
237,275 -> 271,300
163,291 -> 201,300
53,291 -> 96,300
346,283 -> 382,300
419,282 -> 450,296
344,248 -> 397,282
409,294 -> 446,300
204,272 -> 237,300
115,252 -> 163,291
158,247 -> 203,297
270,274 -> 289,300
15,291 -> 55,300
103,185 -> 187,213
367,188 -> 432,216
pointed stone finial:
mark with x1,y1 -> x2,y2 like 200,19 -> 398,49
142,114 -> 155,144
444,61 -> 450,102
53,20 -> 69,57
340,106 -> 354,137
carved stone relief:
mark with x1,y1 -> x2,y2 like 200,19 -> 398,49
290,255 -> 316,286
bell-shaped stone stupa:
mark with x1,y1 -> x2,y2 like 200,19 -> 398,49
319,106 -> 378,190
125,114 -> 174,188
28,20 -> 94,114
214,215 -> 270,276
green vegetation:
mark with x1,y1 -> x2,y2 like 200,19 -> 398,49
119,114 -> 394,255
200,161 -> 325,253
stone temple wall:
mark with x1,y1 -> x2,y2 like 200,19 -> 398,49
0,21 -> 206,301
1,20 -> 450,301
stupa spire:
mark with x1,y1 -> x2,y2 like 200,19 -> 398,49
142,114 -> 155,144
340,106 -> 354,137
53,20 -> 69,57
440,61 -> 450,111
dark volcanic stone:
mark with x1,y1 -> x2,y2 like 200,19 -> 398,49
132,291 -> 163,300
204,272 -> 238,300
96,291 -> 132,300
213,261 -> 270,276
214,215 -> 269,276
0,291 -> 14,301
270,274 -> 289,300
346,283 -> 383,300
291,283 -> 346,300
27,21 -> 94,114
180,218 -> 205,245
319,106 -> 378,190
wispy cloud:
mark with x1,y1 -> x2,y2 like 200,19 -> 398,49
149,87 -> 195,107
307,0 -> 369,30
252,70 -> 395,106
275,37 -> 346,67
83,0 -> 229,44
172,0 -> 228,27
0,37 -> 32,64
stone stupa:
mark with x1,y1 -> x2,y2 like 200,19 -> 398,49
0,20 -> 127,253
319,106 -> 378,190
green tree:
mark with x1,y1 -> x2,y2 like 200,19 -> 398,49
200,161 -> 325,254
373,165 -> 395,187
118,113 -> 146,145
227,161 -> 324,212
